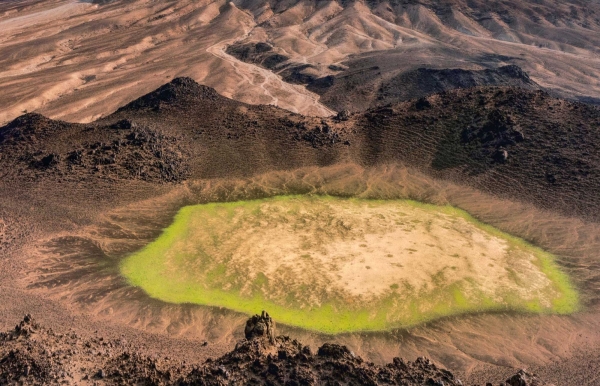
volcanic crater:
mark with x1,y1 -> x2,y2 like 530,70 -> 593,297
2,77 -> 600,384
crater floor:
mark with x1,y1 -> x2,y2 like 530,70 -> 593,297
120,196 -> 578,333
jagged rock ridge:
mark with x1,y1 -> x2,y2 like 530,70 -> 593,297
0,314 -> 548,385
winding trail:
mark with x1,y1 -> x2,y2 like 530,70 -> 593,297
206,31 -> 335,117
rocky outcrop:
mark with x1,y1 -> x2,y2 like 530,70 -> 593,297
0,112 -> 190,183
244,311 -> 276,343
225,43 -> 290,70
504,369 -> 545,386
117,77 -> 225,112
0,314 -> 552,385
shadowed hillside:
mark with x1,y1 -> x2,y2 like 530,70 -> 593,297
2,78 -> 600,221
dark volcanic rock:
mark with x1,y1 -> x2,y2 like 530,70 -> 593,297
226,42 -> 290,70
33,153 -> 61,169
244,311 -> 276,343
280,64 -> 319,84
118,77 -> 223,112
316,64 -> 541,112
415,97 -> 432,111
0,314 -> 555,386
335,109 -> 351,121
1,80 -> 600,221
506,369 -> 544,386
317,343 -> 355,359
0,111 -> 190,183
185,318 -> 465,386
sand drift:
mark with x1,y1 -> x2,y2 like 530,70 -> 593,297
120,195 -> 577,333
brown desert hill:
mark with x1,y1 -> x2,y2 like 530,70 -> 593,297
0,313 -> 549,385
2,78 -> 600,223
2,0 -> 600,125
312,64 -> 540,112
228,0 -> 600,108
226,43 -> 541,111
2,79 -> 600,386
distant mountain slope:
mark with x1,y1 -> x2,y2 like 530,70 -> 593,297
1,0 -> 600,124
310,64 -> 540,111
230,0 -> 600,109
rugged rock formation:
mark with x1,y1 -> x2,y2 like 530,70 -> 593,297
0,314 -> 549,385
244,311 -> 276,343
313,65 -> 540,112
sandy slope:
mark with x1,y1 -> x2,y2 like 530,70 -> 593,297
0,0 -> 333,125
1,0 -> 600,125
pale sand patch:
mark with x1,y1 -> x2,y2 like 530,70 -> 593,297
173,197 -> 557,309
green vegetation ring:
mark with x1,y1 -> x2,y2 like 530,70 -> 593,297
120,196 -> 579,334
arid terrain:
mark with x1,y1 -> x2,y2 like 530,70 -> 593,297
1,0 -> 600,125
1,0 -> 600,385
1,78 -> 600,384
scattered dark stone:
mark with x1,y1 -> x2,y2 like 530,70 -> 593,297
0,314 -> 553,386
513,128 -> 525,142
112,119 -> 134,130
66,150 -> 83,164
415,97 -> 432,110
36,153 -> 60,169
505,369 -> 543,386
268,362 -> 279,375
217,365 -> 229,378
317,343 -> 353,360
492,148 -> 509,163
335,110 -> 351,121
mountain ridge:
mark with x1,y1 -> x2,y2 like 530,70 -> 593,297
2,78 -> 600,221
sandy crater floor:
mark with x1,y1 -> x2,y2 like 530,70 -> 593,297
121,196 -> 577,333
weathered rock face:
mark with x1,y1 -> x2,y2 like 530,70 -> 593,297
8,314 -> 38,339
188,317 -> 465,386
244,311 -> 276,343
0,112 -> 190,183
